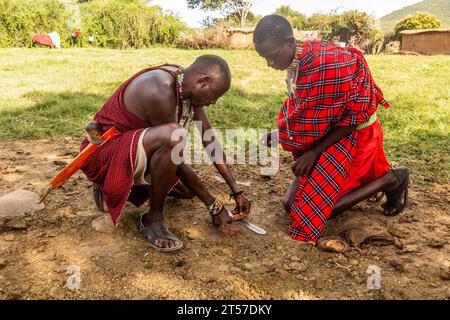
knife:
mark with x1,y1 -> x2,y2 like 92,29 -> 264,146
228,211 -> 266,235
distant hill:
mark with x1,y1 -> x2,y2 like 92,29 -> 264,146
379,0 -> 450,32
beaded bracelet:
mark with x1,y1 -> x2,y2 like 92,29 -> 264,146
206,198 -> 224,217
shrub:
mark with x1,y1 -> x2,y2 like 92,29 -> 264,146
0,0 -> 185,48
0,0 -> 68,48
176,28 -> 230,49
275,6 -> 308,30
394,12 -> 441,39
307,11 -> 383,53
79,0 -> 185,49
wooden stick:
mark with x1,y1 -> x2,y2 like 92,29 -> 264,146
37,185 -> 52,204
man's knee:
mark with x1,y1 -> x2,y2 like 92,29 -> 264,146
162,123 -> 187,149
144,123 -> 187,151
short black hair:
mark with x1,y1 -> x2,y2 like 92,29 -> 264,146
192,54 -> 231,85
253,15 -> 294,46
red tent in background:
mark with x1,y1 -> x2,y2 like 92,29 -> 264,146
32,34 -> 55,48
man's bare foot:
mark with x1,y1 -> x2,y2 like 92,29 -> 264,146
382,167 -> 410,216
140,214 -> 183,252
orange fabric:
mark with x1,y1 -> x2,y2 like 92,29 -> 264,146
337,119 -> 390,198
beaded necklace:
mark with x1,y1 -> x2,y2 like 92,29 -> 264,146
175,70 -> 193,129
282,44 -> 304,140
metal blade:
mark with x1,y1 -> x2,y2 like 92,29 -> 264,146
235,219 -> 267,235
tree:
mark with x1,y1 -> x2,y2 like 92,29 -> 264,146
332,11 -> 378,44
307,11 -> 383,53
394,11 -> 441,38
274,5 -> 308,30
202,10 -> 259,28
187,0 -> 253,27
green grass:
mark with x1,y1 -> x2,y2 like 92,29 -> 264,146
0,48 -> 449,183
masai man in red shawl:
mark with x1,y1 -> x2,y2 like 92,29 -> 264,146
81,55 -> 251,252
253,15 -> 409,249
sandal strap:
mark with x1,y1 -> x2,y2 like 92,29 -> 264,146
139,216 -> 181,243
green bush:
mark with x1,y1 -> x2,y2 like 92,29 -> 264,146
275,6 -> 308,30
394,12 -> 441,39
176,28 -> 230,49
0,0 -> 68,48
0,0 -> 185,48
307,11 -> 383,53
80,0 -> 185,49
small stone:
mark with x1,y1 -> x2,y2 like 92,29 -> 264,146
390,260 -> 405,273
289,262 -> 307,272
3,234 -> 14,241
313,278 -> 325,289
53,160 -> 68,166
398,216 -> 413,223
427,238 -> 447,249
440,268 -> 450,281
349,259 -> 359,266
394,239 -> 404,249
91,215 -> 115,234
217,265 -> 229,272
174,258 -> 186,268
388,228 -> 409,239
47,230 -> 59,237
243,263 -> 253,271
0,189 -> 45,228
403,245 -> 420,253
0,258 -> 7,269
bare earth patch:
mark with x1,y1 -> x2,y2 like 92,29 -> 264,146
0,138 -> 449,300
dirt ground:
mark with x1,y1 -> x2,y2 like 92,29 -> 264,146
0,137 -> 449,300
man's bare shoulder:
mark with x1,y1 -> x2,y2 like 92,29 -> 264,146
132,69 -> 176,104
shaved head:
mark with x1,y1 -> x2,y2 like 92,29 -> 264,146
190,54 -> 231,90
253,15 -> 296,70
253,15 -> 294,47
184,54 -> 231,107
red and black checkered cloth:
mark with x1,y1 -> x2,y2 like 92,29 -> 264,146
278,40 -> 390,243
80,65 -> 180,225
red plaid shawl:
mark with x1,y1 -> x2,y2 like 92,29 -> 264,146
278,40 -> 390,243
80,65 -> 180,225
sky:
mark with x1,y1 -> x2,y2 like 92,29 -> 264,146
150,0 -> 423,27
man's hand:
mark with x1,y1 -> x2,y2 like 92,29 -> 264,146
211,206 -> 241,237
292,150 -> 320,176
230,194 -> 251,221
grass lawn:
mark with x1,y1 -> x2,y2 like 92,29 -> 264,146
0,48 -> 449,183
